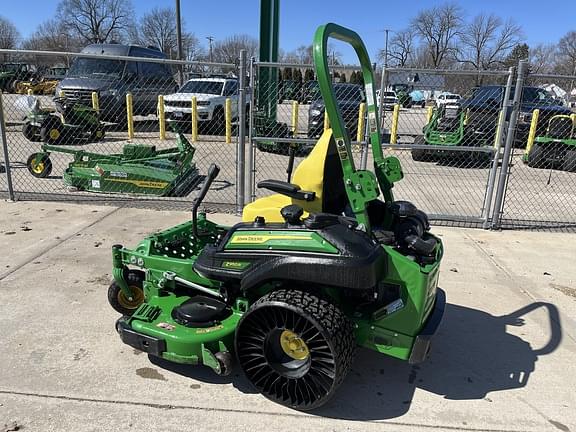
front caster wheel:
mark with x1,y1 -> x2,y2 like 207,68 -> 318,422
235,290 -> 355,411
27,153 -> 52,178
107,270 -> 145,315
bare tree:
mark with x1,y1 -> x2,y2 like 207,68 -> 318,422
530,44 -> 556,74
57,0 -> 134,44
0,15 -> 20,49
212,34 -> 258,63
379,29 -> 414,67
411,3 -> 463,68
456,14 -> 523,70
137,6 -> 200,60
556,31 -> 576,75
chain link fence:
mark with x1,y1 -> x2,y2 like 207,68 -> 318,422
1,49 -> 575,230
0,48 -> 241,212
497,68 -> 576,229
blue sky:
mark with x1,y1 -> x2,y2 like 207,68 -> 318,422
5,0 -> 575,63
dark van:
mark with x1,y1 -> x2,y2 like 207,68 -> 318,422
56,44 -> 177,122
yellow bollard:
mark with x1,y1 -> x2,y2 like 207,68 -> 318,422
291,101 -> 299,136
493,110 -> 505,148
323,110 -> 330,131
59,90 -> 65,98
525,109 -> 540,155
225,98 -> 232,144
191,96 -> 198,142
571,113 -> 576,130
158,95 -> 166,140
91,91 -> 99,113
356,102 -> 366,142
27,89 -> 33,96
426,106 -> 433,124
390,103 -> 400,145
464,108 -> 469,126
126,93 -> 134,140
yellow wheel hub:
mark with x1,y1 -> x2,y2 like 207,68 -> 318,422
31,158 -> 44,174
117,286 -> 144,310
280,329 -> 309,360
49,128 -> 60,140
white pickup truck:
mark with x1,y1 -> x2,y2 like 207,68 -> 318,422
164,77 -> 240,131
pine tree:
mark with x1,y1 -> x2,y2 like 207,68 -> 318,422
282,67 -> 293,81
293,68 -> 303,84
304,68 -> 315,81
339,74 -> 347,83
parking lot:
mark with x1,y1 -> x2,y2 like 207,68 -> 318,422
1,202 -> 575,432
2,94 -> 575,227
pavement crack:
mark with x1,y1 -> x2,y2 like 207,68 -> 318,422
0,207 -> 119,281
0,389 -> 543,432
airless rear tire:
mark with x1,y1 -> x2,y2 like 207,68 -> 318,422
236,289 -> 355,411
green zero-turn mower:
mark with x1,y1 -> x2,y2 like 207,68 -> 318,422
411,103 -> 492,165
109,23 -> 445,410
524,114 -> 576,172
26,130 -> 202,197
21,96 -> 105,145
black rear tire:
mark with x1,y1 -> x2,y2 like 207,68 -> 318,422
527,143 -> 546,168
107,270 -> 145,316
40,116 -> 65,145
236,289 -> 355,411
22,122 -> 40,142
562,149 -> 576,172
411,135 -> 432,162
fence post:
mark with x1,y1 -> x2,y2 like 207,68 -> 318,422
291,100 -> 299,136
247,57 -> 256,202
158,95 -> 166,140
236,49 -> 247,213
323,109 -> 330,131
0,93 -> 15,201
356,102 -> 366,142
524,109 -> 540,156
126,93 -> 134,140
92,91 -> 99,113
225,98 -> 232,144
191,96 -> 198,142
390,103 -> 400,145
491,60 -> 528,229
482,66 -> 515,228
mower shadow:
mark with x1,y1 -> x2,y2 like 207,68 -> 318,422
315,300 -> 562,421
145,300 -> 561,420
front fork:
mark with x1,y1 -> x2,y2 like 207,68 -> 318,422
112,244 -> 136,300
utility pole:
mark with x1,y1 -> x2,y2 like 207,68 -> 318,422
383,29 -> 390,70
206,36 -> 214,63
175,0 -> 184,84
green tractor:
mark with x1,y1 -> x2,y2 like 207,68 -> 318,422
0,63 -> 36,92
21,96 -> 105,145
109,24 -> 445,410
411,104 -> 492,166
524,114 -> 576,172
26,129 -> 202,197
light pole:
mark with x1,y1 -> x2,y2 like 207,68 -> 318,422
175,0 -> 184,84
206,36 -> 214,63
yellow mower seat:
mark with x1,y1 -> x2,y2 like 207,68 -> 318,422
242,129 -> 345,223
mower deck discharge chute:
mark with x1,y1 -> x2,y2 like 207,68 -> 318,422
109,23 -> 445,410
26,131 -> 202,196
525,114 -> 576,172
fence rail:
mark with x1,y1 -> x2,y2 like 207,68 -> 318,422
1,48 -> 575,230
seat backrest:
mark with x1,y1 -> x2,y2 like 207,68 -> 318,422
290,129 -> 346,214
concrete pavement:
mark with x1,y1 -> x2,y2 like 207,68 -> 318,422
0,201 -> 575,432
